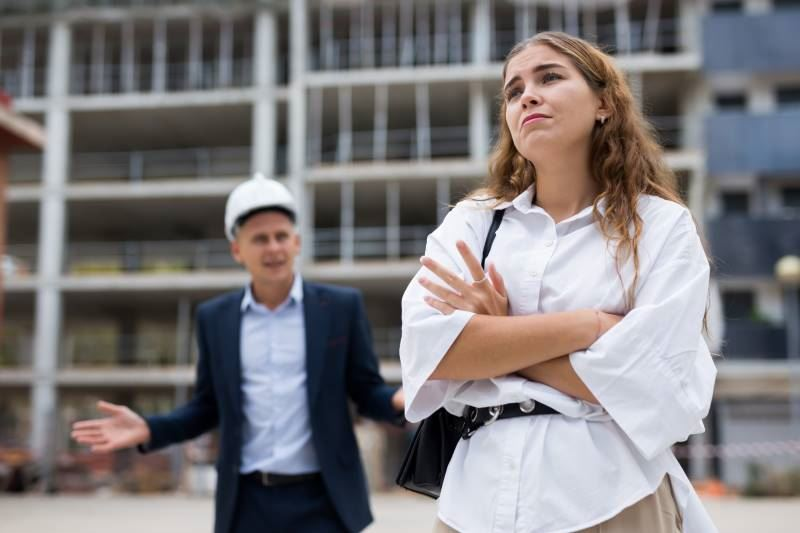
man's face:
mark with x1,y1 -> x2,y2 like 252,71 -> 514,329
230,210 -> 301,287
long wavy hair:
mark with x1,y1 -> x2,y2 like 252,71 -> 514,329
479,31 -> 686,311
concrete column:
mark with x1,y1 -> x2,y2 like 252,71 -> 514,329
449,0 -> 463,64
151,19 -> 166,92
517,3 -> 537,43
171,296 -> 191,486
565,0 -> 580,37
361,2 -> 375,68
121,20 -> 135,92
643,0 -> 663,53
32,18 -> 71,491
320,3 -> 334,70
436,177 -> 451,224
415,83 -> 430,160
373,84 -> 388,161
20,27 -> 35,98
678,0 -> 702,54
91,24 -> 106,94
308,87 -> 323,166
341,181 -> 354,263
614,0 -> 632,55
337,86 -> 352,163
218,16 -> 233,87
380,2 -> 397,67
471,0 -> 491,64
470,81 -> 489,161
252,9 -> 277,178
289,0 -> 310,263
386,182 -> 400,259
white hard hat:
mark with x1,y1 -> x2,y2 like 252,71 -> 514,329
224,173 -> 296,241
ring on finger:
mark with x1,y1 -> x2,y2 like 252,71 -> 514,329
473,275 -> 488,284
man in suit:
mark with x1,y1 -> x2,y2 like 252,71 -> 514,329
71,174 -> 405,533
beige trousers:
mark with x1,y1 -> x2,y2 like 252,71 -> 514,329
432,476 -> 682,533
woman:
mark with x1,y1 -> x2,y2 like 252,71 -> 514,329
399,32 -> 717,532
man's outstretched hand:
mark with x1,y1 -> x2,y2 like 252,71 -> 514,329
71,400 -> 151,453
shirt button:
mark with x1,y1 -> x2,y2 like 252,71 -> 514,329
530,271 -> 539,278
544,240 -> 554,247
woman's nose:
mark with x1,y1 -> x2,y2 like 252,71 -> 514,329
521,87 -> 540,108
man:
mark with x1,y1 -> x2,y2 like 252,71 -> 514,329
71,174 -> 405,533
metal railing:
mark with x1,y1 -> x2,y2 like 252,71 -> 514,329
65,239 -> 236,275
0,67 -> 47,99
314,125 -> 469,165
69,146 -> 250,182
311,31 -> 472,71
70,59 -> 253,95
60,331 -> 181,367
313,225 -> 433,261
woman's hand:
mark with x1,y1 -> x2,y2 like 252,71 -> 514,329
419,240 -> 508,316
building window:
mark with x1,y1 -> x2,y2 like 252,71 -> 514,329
711,0 -> 742,12
782,186 -> 800,209
722,290 -> 755,320
776,86 -> 800,108
774,0 -> 800,10
715,93 -> 747,112
721,191 -> 750,214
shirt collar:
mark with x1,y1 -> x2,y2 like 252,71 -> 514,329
501,185 -> 607,222
240,273 -> 304,312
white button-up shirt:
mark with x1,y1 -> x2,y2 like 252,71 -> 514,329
400,187 -> 718,533
239,274 -> 320,475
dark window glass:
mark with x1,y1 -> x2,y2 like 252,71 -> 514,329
721,192 -> 750,214
782,187 -> 800,208
723,291 -> 755,320
776,86 -> 800,108
715,93 -> 747,112
774,0 -> 800,9
712,0 -> 742,12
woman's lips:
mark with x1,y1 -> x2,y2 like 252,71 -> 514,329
523,113 -> 550,126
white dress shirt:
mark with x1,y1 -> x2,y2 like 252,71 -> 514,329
400,187 -> 718,533
239,274 -> 320,475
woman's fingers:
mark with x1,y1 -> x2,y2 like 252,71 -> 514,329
97,400 -> 126,416
420,256 -> 471,293
419,277 -> 466,308
72,419 -> 105,431
424,296 -> 455,315
455,241 -> 486,282
487,263 -> 507,297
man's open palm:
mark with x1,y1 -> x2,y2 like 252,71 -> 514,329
71,401 -> 151,453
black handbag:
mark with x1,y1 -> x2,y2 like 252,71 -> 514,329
396,208 -> 506,499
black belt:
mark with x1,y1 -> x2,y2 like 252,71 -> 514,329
243,471 -> 322,487
461,400 -> 559,439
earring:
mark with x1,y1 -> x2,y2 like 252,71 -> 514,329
598,116 -> 606,125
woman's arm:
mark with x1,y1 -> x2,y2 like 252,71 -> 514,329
430,310 -> 600,380
422,241 -> 620,381
516,357 -> 599,403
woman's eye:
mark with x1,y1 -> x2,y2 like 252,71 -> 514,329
542,72 -> 562,83
505,88 -> 522,101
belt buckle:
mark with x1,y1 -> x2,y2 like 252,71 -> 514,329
461,405 -> 504,439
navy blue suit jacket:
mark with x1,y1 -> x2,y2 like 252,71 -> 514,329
141,281 -> 400,533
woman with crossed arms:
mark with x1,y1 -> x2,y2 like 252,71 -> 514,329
399,32 -> 717,533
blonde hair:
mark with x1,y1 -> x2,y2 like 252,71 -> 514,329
477,31 -> 685,310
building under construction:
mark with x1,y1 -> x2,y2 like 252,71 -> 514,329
2,0 -> 800,492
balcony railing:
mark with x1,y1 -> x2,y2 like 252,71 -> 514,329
3,245 -> 37,277
313,125 -> 469,165
703,9 -> 800,74
60,332 -> 185,367
311,31 -> 471,71
0,334 -> 33,367
70,146 -> 250,182
66,240 -> 236,275
721,319 -> 787,360
0,66 -> 47,99
708,217 -> 800,278
70,59 -> 253,95
706,111 -> 800,175
313,225 -> 434,261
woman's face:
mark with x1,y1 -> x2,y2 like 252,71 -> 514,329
503,44 -> 603,163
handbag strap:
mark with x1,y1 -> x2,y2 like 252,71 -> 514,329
481,208 -> 506,269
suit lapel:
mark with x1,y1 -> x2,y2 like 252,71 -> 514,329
220,291 -> 244,423
303,282 -> 330,406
